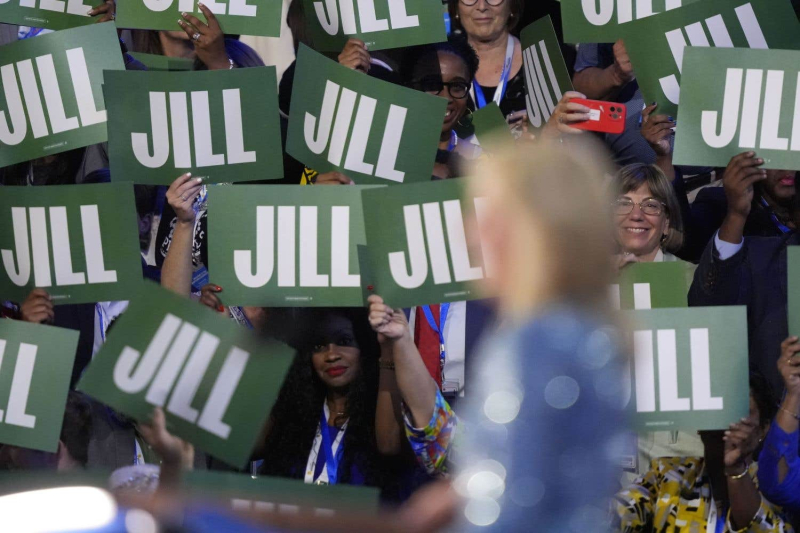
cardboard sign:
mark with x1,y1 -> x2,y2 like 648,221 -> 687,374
0,320 -> 78,453
302,0 -> 445,51
469,103 -> 513,154
183,471 -> 380,515
361,178 -> 491,307
674,47 -> 800,170
0,183 -> 143,305
116,0 -> 283,37
560,0 -> 702,43
0,0 -> 95,30
611,262 -> 690,310
106,68 -> 283,185
207,185 -> 374,307
622,0 -> 800,117
77,282 -> 295,468
787,247 -> 800,337
286,45 -> 446,186
0,23 -> 124,169
622,306 -> 749,431
520,16 -> 574,130
127,52 -> 194,71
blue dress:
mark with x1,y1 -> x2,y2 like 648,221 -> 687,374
457,304 -> 627,531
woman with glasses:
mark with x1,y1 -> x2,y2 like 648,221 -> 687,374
614,163 -> 686,267
446,0 -> 527,132
613,163 -> 705,481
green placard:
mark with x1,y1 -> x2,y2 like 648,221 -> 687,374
286,44 -> 446,186
302,0 -> 445,51
207,185 -> 375,307
116,0 -> 282,37
0,23 -> 124,169
623,306 -> 750,431
77,282 -> 295,468
0,320 -> 78,453
105,68 -> 283,185
469,102 -> 512,152
127,52 -> 194,71
361,177 -> 490,308
0,0 -> 95,30
674,47 -> 800,170
183,471 -> 380,514
560,0 -> 702,43
622,0 -> 800,118
520,16 -> 574,130
0,183 -> 143,305
788,247 -> 800,337
612,262 -> 690,310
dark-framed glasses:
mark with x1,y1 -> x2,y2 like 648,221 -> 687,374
460,0 -> 505,6
614,197 -> 666,216
413,77 -> 470,99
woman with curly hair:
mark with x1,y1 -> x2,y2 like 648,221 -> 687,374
257,307 -> 385,487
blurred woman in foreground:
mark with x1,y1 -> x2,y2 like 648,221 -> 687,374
444,137 -> 626,530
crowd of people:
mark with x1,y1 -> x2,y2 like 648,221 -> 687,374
2,0 -> 800,531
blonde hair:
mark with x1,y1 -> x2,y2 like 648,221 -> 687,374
614,164 -> 684,253
472,136 -> 617,313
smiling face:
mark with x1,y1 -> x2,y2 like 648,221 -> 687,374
310,314 -> 361,392
414,51 -> 471,137
615,183 -> 670,259
761,169 -> 797,205
458,0 -> 512,42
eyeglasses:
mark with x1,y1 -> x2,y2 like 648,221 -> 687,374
614,197 -> 666,216
460,0 -> 506,6
413,78 -> 470,99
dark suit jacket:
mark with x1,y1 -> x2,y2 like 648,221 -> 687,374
688,233 -> 798,395
679,185 -> 788,262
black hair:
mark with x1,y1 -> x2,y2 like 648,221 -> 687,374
258,308 -> 383,487
61,391 -> 93,467
287,0 -> 310,52
401,34 -> 480,87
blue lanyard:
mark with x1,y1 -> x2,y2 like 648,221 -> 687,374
473,36 -> 514,109
760,197 -> 792,234
715,503 -> 727,533
319,409 -> 345,485
421,303 -> 450,372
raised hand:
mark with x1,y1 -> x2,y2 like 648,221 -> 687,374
338,38 -> 371,73
199,284 -> 227,315
611,39 -> 634,86
640,103 -> 675,157
367,294 -> 408,345
137,407 -> 194,468
723,417 -> 761,472
723,152 -> 767,221
88,0 -> 115,22
166,173 -> 203,224
178,3 -> 229,70
544,91 -> 590,137
778,336 -> 800,397
20,289 -> 54,324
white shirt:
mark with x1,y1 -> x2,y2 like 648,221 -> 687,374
408,301 -> 467,397
92,301 -> 130,357
713,230 -> 745,260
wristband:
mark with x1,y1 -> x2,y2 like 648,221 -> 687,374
726,465 -> 749,480
378,359 -> 395,371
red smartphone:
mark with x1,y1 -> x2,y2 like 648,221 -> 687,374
568,98 -> 627,134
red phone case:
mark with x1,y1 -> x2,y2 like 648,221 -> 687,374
569,98 -> 626,135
